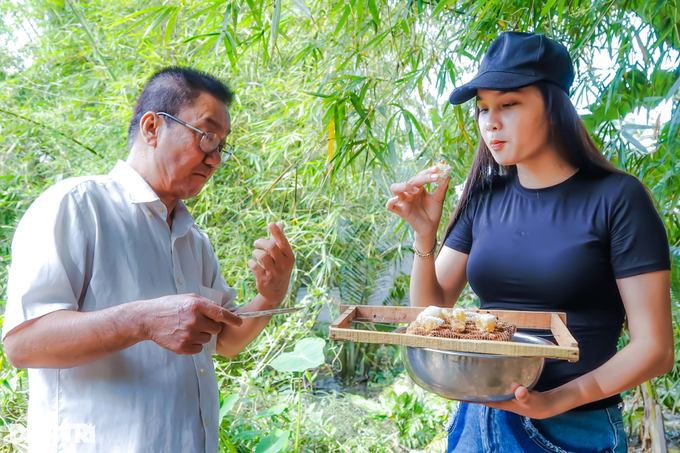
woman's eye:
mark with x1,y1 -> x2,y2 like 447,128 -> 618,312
502,103 -> 517,108
479,108 -> 489,113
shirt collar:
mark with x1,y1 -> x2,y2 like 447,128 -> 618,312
109,160 -> 196,238
110,160 -> 160,204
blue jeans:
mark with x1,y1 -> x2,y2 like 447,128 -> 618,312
446,402 -> 627,452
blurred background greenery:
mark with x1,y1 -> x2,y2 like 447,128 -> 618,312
0,0 -> 679,451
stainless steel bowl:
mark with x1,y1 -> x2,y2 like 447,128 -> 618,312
400,331 -> 552,402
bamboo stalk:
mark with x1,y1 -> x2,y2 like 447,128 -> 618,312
641,381 -> 669,453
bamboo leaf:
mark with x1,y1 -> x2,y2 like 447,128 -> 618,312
431,0 -> 454,18
328,118 -> 335,163
289,0 -> 312,19
334,5 -> 351,36
142,7 -> 173,40
621,131 -> 648,153
269,0 -> 282,58
107,5 -> 165,28
665,76 -> 680,101
367,0 -> 380,26
164,6 -> 179,47
540,0 -> 557,17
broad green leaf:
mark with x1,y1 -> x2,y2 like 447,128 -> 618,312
219,393 -> 240,421
233,429 -> 268,440
254,430 -> 290,453
256,403 -> 288,419
269,337 -> 325,373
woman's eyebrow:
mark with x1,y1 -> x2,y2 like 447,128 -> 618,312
477,89 -> 521,102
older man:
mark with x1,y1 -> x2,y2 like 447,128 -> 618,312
1,67 -> 294,452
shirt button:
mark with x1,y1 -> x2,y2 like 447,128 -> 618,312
157,206 -> 164,213
204,418 -> 208,426
200,369 -> 204,375
177,278 -> 182,285
146,210 -> 152,217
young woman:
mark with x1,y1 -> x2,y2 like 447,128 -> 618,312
386,32 -> 673,452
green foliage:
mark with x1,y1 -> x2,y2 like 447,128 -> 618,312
0,0 -> 679,450
269,338 -> 325,373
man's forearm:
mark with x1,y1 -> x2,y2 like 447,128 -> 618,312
3,301 -> 146,369
215,294 -> 280,358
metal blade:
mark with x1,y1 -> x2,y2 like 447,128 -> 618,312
238,307 -> 302,319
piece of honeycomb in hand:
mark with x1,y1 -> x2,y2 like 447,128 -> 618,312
435,160 -> 453,184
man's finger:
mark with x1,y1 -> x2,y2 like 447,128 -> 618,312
252,249 -> 275,270
196,300 -> 243,327
268,223 -> 292,257
254,238 -> 285,264
196,314 -> 223,335
193,331 -> 212,345
248,258 -> 265,280
254,238 -> 276,250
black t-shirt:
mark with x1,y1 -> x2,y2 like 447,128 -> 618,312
443,169 -> 671,411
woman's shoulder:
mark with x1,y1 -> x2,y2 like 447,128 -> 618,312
581,169 -> 649,200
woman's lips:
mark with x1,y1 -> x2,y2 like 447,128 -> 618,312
489,140 -> 506,150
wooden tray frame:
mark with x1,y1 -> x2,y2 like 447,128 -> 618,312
329,305 -> 579,361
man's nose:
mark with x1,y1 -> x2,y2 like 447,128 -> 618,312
203,149 -> 222,167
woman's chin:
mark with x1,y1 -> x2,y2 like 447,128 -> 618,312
489,153 -> 517,167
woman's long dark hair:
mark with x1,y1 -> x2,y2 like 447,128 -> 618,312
439,81 -> 625,254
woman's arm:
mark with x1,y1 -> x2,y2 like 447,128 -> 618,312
486,270 -> 674,418
410,242 -> 469,308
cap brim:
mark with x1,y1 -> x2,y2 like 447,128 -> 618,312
448,72 -> 543,105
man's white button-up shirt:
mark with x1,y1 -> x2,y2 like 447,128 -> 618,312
2,160 -> 237,453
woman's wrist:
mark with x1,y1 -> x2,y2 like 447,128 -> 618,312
414,233 -> 437,253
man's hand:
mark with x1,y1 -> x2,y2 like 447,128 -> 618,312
141,294 -> 243,355
248,222 -> 295,307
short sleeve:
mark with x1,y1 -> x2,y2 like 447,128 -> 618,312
443,192 -> 480,254
2,188 -> 89,341
201,238 -> 237,312
609,175 -> 671,279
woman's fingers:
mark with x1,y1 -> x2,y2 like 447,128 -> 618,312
408,172 -> 442,187
432,176 -> 451,203
386,196 -> 403,214
391,181 -> 421,197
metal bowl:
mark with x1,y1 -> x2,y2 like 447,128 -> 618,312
400,331 -> 552,402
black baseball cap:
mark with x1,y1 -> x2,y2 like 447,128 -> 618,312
449,32 -> 575,105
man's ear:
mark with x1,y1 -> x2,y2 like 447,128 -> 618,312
139,112 -> 160,147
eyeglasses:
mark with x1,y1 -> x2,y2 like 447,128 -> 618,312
157,112 -> 234,162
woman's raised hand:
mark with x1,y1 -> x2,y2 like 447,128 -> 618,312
386,166 -> 450,241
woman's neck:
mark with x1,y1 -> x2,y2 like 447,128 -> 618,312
515,149 -> 579,189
